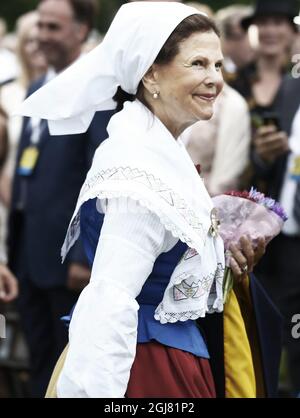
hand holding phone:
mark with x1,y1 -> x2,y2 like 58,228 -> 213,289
251,111 -> 281,131
253,123 -> 289,163
261,111 -> 281,131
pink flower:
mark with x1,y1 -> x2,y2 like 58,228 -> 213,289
212,189 -> 287,303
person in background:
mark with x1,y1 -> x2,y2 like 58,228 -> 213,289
182,86 -> 251,196
231,0 -> 297,108
0,18 -> 19,86
8,0 -> 112,397
253,75 -> 300,397
0,11 -> 48,208
0,106 -> 8,263
182,4 -> 251,196
0,12 -> 47,327
0,263 -> 18,302
215,5 -> 255,81
0,106 -> 8,175
227,0 -> 297,193
0,108 -> 17,303
19,2 -> 283,398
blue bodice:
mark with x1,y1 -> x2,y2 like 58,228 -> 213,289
79,198 -> 209,358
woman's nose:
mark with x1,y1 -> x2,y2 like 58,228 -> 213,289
204,67 -> 223,87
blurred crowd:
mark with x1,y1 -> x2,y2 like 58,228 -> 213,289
0,0 -> 300,398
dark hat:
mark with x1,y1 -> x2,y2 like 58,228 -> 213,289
241,0 -> 299,30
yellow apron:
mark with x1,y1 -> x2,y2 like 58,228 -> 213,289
45,345 -> 68,398
224,277 -> 265,398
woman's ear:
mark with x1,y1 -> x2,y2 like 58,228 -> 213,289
141,65 -> 159,95
76,23 -> 89,44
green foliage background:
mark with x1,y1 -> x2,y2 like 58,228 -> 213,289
0,0 -> 256,33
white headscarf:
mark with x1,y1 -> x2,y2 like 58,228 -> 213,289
18,1 -> 204,135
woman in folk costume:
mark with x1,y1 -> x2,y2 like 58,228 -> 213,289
19,2 -> 282,398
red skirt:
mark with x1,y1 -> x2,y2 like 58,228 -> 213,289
126,341 -> 216,398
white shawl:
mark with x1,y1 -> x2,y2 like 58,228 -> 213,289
63,100 -> 225,322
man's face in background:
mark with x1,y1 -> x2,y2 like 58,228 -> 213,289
37,0 -> 87,71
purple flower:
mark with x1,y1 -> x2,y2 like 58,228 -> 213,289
249,187 -> 288,221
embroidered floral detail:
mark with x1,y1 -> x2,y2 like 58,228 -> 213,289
81,167 -> 204,235
173,279 -> 204,300
183,248 -> 198,260
154,262 -> 224,324
61,166 -> 225,324
175,248 -> 198,268
62,166 -> 207,260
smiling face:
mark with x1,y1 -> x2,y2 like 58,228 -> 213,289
143,31 -> 224,138
37,0 -> 89,72
256,15 -> 295,57
22,25 -> 47,75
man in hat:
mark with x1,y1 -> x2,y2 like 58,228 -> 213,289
230,0 -> 297,103
241,0 -> 298,31
235,0 -> 300,397
229,0 -> 297,191
252,74 -> 300,397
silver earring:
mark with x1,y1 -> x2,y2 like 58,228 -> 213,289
153,92 -> 159,99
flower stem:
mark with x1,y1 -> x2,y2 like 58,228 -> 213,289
223,266 -> 234,304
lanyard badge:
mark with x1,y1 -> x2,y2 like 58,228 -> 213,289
18,117 -> 44,176
18,146 -> 40,176
290,155 -> 300,181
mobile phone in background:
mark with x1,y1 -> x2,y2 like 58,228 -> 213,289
261,111 -> 281,131
251,111 -> 281,131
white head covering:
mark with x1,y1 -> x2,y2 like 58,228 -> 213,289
18,1 -> 204,135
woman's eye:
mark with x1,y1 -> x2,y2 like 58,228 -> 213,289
192,60 -> 204,68
215,62 -> 223,71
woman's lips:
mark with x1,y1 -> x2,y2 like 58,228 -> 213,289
194,93 -> 216,102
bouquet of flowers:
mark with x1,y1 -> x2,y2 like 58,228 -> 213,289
212,188 -> 288,303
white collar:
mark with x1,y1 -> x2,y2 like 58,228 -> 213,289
63,100 -> 218,257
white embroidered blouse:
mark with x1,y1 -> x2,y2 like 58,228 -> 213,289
57,197 -> 178,397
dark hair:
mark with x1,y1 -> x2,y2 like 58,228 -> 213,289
69,0 -> 98,31
113,14 -> 220,111
40,0 -> 98,31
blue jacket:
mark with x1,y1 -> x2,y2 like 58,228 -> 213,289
8,76 -> 114,288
